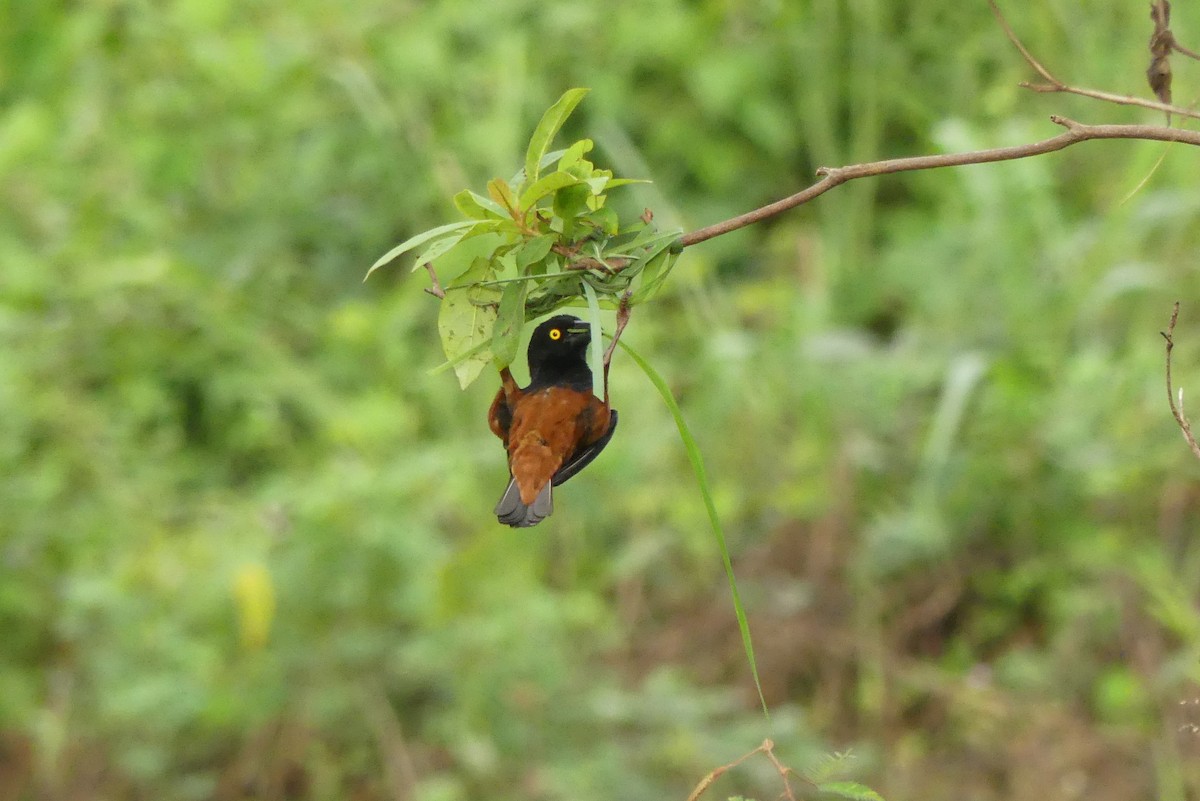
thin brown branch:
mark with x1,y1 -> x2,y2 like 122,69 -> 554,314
685,739 -> 803,801
989,0 -> 1200,121
989,0 -> 1059,86
601,290 -> 633,399
1173,41 -> 1200,62
1146,1 -> 1200,69
550,240 -> 631,273
1162,302 -> 1200,461
680,118 -> 1200,248
422,262 -> 445,299
759,740 -> 799,801
677,3 -> 1200,248
685,741 -> 766,801
1018,80 -> 1198,119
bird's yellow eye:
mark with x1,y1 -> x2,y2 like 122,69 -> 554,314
549,328 -> 562,341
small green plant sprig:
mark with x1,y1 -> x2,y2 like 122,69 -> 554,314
367,88 -> 682,390
370,88 -> 769,718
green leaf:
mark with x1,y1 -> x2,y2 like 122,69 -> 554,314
556,138 -> 594,171
565,158 -> 595,180
818,782 -> 885,801
491,281 -> 528,367
523,272 -> 583,318
509,148 -> 569,186
552,183 -> 592,237
438,257 -> 501,388
453,189 -> 508,220
580,282 -> 605,399
630,233 -> 683,302
460,220 -> 515,243
804,751 -> 858,785
586,205 -> 620,236
429,232 -> 507,287
410,229 -> 469,271
493,251 -> 519,280
632,251 -> 676,303
514,234 -> 557,271
366,220 -> 480,279
607,224 -> 673,256
524,88 -> 590,189
475,273 -> 558,288
427,339 -> 491,376
519,171 -> 580,213
603,177 -> 650,189
618,340 -> 768,717
585,174 -> 610,195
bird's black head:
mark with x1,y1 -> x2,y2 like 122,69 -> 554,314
527,315 -> 593,390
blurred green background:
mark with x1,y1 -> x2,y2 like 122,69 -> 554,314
5,0 -> 1200,799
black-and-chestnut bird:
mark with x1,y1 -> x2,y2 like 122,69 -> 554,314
488,315 -> 618,527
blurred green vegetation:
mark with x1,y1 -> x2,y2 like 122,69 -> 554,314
5,1 -> 1200,799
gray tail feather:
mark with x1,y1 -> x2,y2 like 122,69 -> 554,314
494,479 -> 553,527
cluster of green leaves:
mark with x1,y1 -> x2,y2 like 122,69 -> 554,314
368,89 -> 681,389
367,85 -> 774,722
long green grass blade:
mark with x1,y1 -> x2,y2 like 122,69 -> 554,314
617,340 -> 769,717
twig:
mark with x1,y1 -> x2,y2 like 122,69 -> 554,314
1149,0 -> 1175,111
685,742 -> 764,801
989,0 -> 1059,87
686,739 -> 800,801
680,118 -> 1200,248
1173,41 -> 1200,62
551,237 -> 634,274
759,740 -> 799,801
1017,82 -> 1196,119
601,290 -> 632,399
1162,302 -> 1200,461
422,263 -> 445,298
988,0 -> 1200,121
1149,1 -> 1200,64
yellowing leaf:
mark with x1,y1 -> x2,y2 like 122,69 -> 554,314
232,562 -> 275,650
487,177 -> 518,217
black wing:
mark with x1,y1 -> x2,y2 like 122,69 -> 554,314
551,409 -> 618,487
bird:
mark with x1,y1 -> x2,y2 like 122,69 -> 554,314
488,315 -> 618,527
